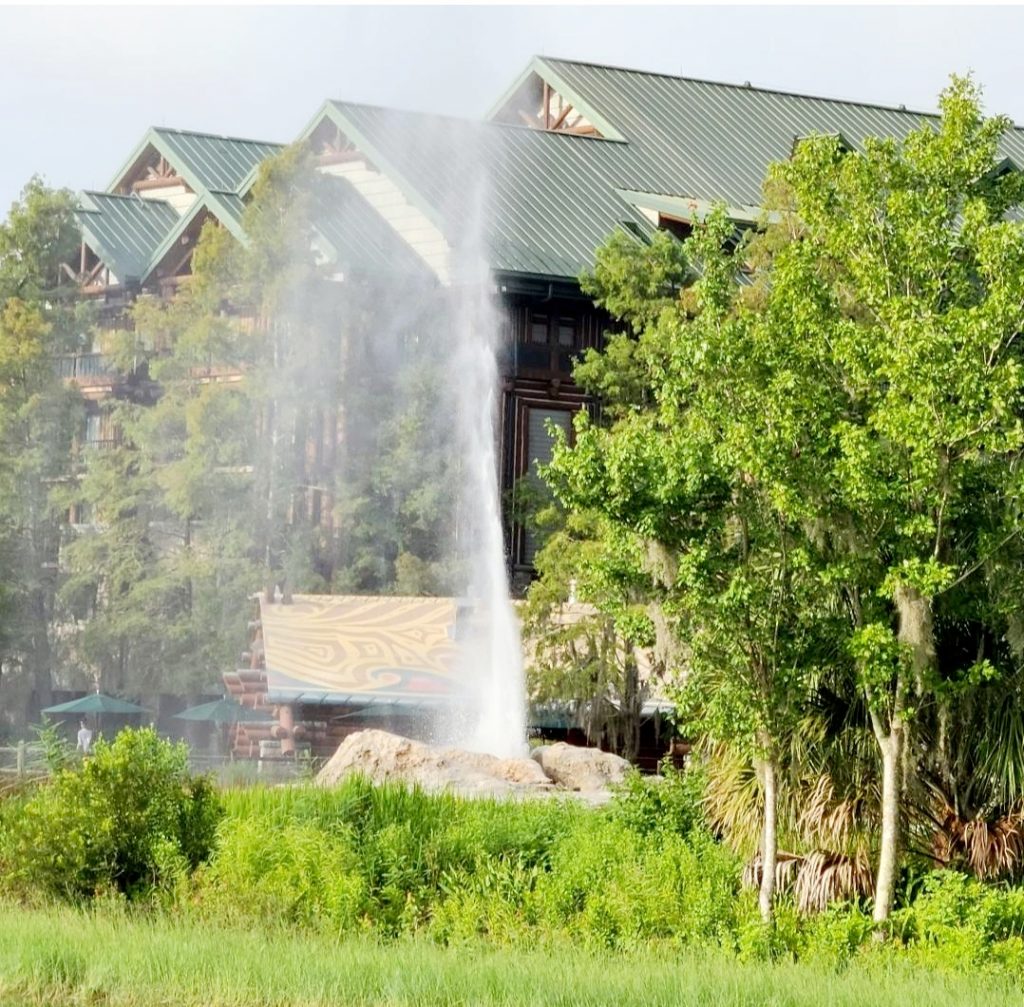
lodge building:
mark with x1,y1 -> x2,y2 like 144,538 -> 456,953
67,56 -> 1016,574
56,58 -> 1024,757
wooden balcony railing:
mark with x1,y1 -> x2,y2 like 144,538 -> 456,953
53,353 -> 117,380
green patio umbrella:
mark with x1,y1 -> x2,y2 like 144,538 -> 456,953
43,693 -> 148,715
174,698 -> 276,725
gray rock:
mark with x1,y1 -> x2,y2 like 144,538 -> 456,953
531,741 -> 631,791
316,729 -> 552,798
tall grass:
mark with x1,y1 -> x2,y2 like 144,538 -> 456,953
8,771 -> 1024,984
1,901 -> 1021,1007
196,776 -> 741,946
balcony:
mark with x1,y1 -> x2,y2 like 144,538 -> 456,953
54,353 -> 116,380
53,353 -> 136,402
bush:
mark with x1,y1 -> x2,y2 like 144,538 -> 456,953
606,762 -> 708,839
204,778 -> 583,936
886,871 -> 1024,975
523,816 -> 740,951
6,727 -> 223,900
199,816 -> 367,930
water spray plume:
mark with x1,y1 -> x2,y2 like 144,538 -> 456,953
449,226 -> 526,759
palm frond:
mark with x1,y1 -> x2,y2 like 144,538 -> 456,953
933,805 -> 1024,880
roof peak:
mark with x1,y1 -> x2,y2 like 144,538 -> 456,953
533,55 -> 1007,126
151,125 -> 284,147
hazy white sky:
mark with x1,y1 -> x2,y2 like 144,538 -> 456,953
2,5 -> 1024,213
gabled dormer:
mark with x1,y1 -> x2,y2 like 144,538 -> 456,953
298,101 -> 454,285
112,140 -> 197,215
70,191 -> 181,291
487,56 -> 624,141
107,127 -> 283,237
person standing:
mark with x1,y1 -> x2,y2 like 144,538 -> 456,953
76,719 -> 93,754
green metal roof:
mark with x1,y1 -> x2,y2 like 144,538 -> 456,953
75,192 -> 180,283
84,126 -> 286,284
321,48 -> 1024,282
80,58 -> 1024,289
108,127 -> 283,200
313,100 -> 657,280
149,127 -> 283,195
522,57 -> 1024,211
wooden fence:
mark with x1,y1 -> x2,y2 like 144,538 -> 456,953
0,744 -> 317,788
0,743 -> 48,781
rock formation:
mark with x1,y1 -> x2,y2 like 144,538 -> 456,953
315,729 -> 630,801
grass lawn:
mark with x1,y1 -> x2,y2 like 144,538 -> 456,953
0,902 -> 1021,1007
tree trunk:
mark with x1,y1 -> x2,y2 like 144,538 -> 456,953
758,750 -> 778,924
620,650 -> 642,764
873,725 -> 902,924
868,585 -> 936,925
28,586 -> 53,720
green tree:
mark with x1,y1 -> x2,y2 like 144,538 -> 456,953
523,506 -> 660,762
748,76 -> 1024,921
61,148 -> 461,699
544,222 -> 832,922
0,180 -> 85,726
544,76 -> 1024,925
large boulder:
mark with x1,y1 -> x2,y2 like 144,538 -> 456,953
530,742 -> 631,792
316,729 -> 552,798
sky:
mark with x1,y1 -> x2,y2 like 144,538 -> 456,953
2,4 -> 1024,214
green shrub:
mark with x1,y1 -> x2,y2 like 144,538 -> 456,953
33,718 -> 73,774
886,871 -> 1024,975
209,779 -> 583,936
606,762 -> 708,839
791,903 -> 875,969
528,817 -> 740,951
199,817 -> 367,929
7,727 -> 223,900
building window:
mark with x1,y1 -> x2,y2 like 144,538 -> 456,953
84,413 -> 102,447
523,408 -> 573,565
658,214 -> 693,241
522,311 -> 579,373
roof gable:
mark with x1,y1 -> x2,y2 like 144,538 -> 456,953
109,127 -> 283,198
75,192 -> 181,284
519,57 -> 1024,210
487,56 -> 625,141
301,100 -> 657,280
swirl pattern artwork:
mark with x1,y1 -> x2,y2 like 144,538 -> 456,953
260,594 -> 464,700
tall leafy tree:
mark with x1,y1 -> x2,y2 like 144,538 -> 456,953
545,76 -> 1024,925
545,223 -> 832,922
748,76 -> 1024,921
62,148 -> 461,699
0,180 -> 85,726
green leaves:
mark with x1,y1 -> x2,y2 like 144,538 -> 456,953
8,727 -> 223,900
540,75 -> 1024,913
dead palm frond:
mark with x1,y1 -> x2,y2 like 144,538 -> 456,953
743,848 -> 873,914
742,850 -> 802,895
932,805 -> 1024,880
792,849 -> 873,914
797,773 -> 878,853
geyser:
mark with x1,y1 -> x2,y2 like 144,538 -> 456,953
449,241 -> 527,759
